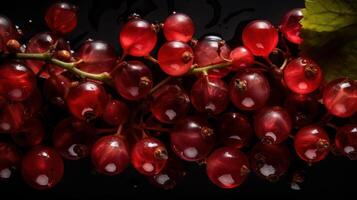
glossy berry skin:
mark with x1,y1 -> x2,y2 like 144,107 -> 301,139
158,41 -> 193,76
150,85 -> 190,124
119,18 -> 157,56
25,32 -> 69,78
280,8 -> 303,44
11,118 -> 44,147
0,103 -> 25,134
131,137 -> 168,176
0,142 -> 21,180
250,143 -> 290,182
43,74 -> 71,108
242,20 -> 278,57
102,99 -> 129,126
335,125 -> 357,160
194,35 -> 231,78
0,15 -> 20,52
66,82 -> 108,121
323,78 -> 357,118
76,40 -> 117,74
254,106 -> 292,144
190,76 -> 229,114
294,125 -> 330,163
148,157 -> 185,190
170,117 -> 215,161
283,57 -> 323,94
284,93 -> 320,127
113,61 -> 153,100
53,118 -> 97,160
229,46 -> 254,69
45,2 -> 77,35
91,135 -> 130,175
0,62 -> 36,102
229,70 -> 270,111
206,147 -> 250,189
219,112 -> 252,148
163,13 -> 194,42
21,147 -> 64,190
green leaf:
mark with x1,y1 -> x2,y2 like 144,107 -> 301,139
301,0 -> 357,81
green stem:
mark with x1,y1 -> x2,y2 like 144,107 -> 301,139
15,52 -> 111,82
190,61 -> 232,74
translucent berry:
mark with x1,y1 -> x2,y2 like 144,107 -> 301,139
43,74 -> 71,108
131,137 -> 168,175
158,41 -> 193,76
91,135 -> 130,175
21,146 -> 64,190
170,117 -> 215,161
66,82 -> 108,121
219,112 -> 252,148
250,143 -> 290,182
76,40 -> 117,74
229,46 -> 254,69
113,61 -> 153,100
335,125 -> 357,160
254,106 -> 292,144
206,147 -> 250,189
294,125 -> 330,163
242,20 -> 278,57
119,18 -> 157,56
45,2 -> 77,35
280,8 -> 303,44
190,76 -> 229,114
229,70 -> 270,111
0,142 -> 21,180
150,85 -> 190,124
0,62 -> 36,101
102,99 -> 129,126
0,15 -> 20,53
163,12 -> 194,42
0,102 -> 25,134
322,78 -> 357,118
283,57 -> 323,94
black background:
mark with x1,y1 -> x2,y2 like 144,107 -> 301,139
0,0 -> 356,199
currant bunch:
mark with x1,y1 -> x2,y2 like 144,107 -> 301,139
0,2 -> 356,192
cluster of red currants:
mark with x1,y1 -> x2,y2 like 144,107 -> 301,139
0,2 -> 356,191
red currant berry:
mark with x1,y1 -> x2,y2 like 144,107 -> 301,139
158,41 -> 193,76
229,46 -> 254,69
206,147 -> 250,189
190,76 -> 229,114
254,106 -> 292,144
76,40 -> 117,74
91,135 -> 130,175
0,15 -> 20,53
219,112 -> 252,148
53,118 -> 97,160
11,118 -> 44,147
280,8 -> 303,44
283,57 -> 323,94
21,146 -> 64,190
250,143 -> 290,182
229,70 -> 270,111
66,81 -> 108,121
131,137 -> 168,175
102,99 -> 129,126
119,18 -> 157,56
194,35 -> 231,78
43,73 -> 71,108
113,61 -> 153,100
45,2 -> 77,35
294,125 -> 330,163
150,85 -> 190,124
0,62 -> 36,101
323,78 -> 357,118
242,20 -> 278,57
163,12 -> 194,42
170,117 -> 215,161
0,102 -> 25,134
0,142 -> 21,180
335,125 -> 357,160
